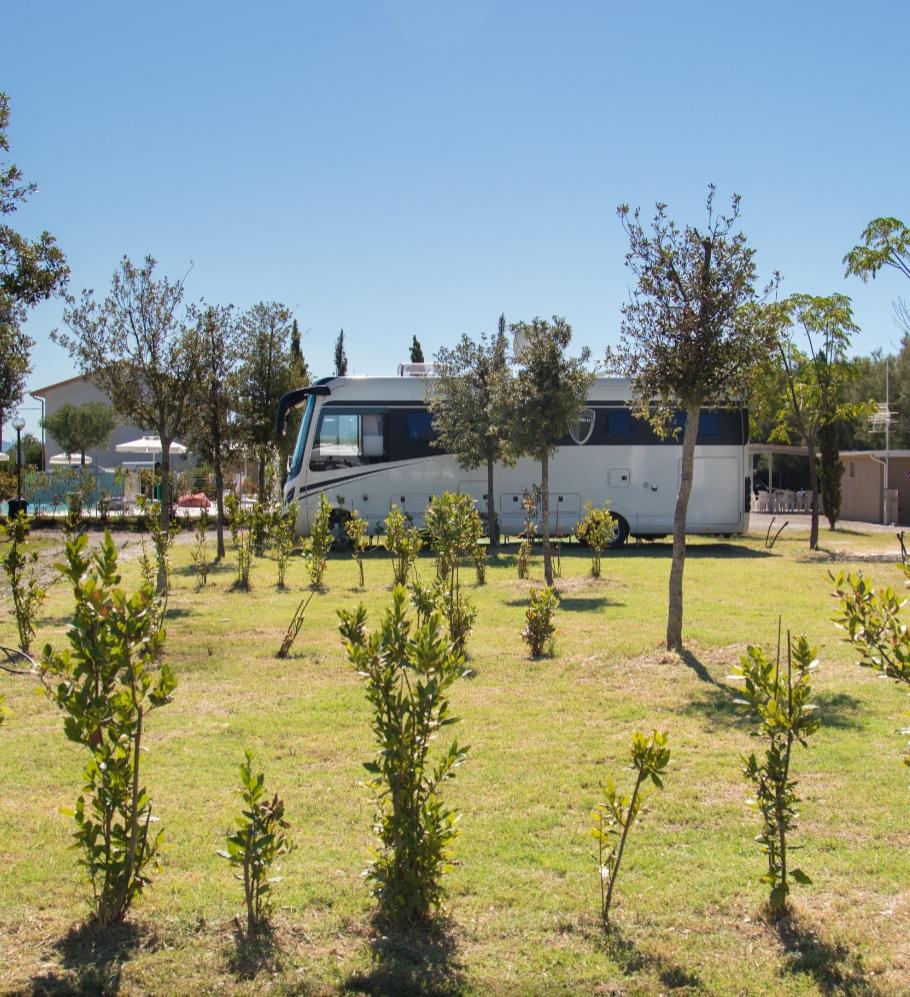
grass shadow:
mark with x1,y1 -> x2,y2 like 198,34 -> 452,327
501,594 -> 620,611
163,606 -> 194,620
343,916 -> 465,997
226,922 -> 281,981
602,924 -> 704,993
681,678 -> 866,733
30,919 -> 152,996
775,908 -> 879,995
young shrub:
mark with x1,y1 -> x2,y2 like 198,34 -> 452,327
225,493 -> 253,591
1,512 -> 47,654
307,492 -> 332,590
473,545 -> 486,586
42,532 -> 176,928
730,630 -> 820,916
424,492 -> 482,654
338,587 -> 470,925
591,730 -> 670,929
383,504 -> 422,586
137,537 -> 156,592
522,585 -> 559,658
345,508 -> 370,589
273,501 -> 298,590
137,496 -> 179,594
251,500 -> 271,558
65,488 -> 84,537
833,565 -> 910,762
576,501 -> 616,578
517,486 -> 539,580
192,510 -> 210,589
218,751 -> 292,939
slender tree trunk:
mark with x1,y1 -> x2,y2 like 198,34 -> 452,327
807,440 -> 819,551
214,458 -> 226,561
486,456 -> 497,547
666,401 -> 701,652
257,450 -> 266,499
541,452 -> 553,586
158,441 -> 171,593
80,450 -> 86,466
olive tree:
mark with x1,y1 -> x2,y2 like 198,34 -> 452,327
185,303 -> 240,560
512,316 -> 594,586
234,302 -> 304,496
606,187 -> 776,651
54,256 -> 202,592
767,294 -> 868,549
41,401 -> 118,466
427,315 -> 515,545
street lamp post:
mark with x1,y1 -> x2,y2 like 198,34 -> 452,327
10,415 -> 26,517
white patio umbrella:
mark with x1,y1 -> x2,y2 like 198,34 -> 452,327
115,436 -> 188,456
49,453 -> 93,466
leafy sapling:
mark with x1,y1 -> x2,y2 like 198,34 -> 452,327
192,510 -> 210,589
424,492 -> 482,654
137,496 -> 179,594
345,508 -> 369,588
1,512 -> 47,654
730,628 -> 820,915
473,545 -> 486,586
833,565 -> 910,764
218,751 -> 292,939
576,501 -> 616,578
42,532 -> 176,927
338,587 -> 470,925
517,486 -> 539,580
591,730 -> 670,929
306,492 -> 332,590
273,501 -> 298,590
522,586 -> 559,658
226,493 -> 253,591
384,504 -> 422,586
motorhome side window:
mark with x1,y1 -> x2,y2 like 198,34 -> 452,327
309,410 -> 389,470
605,409 -> 632,439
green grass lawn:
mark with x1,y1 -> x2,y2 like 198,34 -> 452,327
1,523 -> 909,995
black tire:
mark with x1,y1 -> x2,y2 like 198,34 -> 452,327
606,515 -> 630,549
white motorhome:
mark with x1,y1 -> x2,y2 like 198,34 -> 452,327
276,373 -> 749,546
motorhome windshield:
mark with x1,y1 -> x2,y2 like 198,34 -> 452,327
288,394 -> 316,480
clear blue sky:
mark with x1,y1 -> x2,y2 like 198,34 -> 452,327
4,0 -> 908,440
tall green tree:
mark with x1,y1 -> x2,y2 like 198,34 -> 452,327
4,432 -> 41,468
54,256 -> 202,592
0,93 -> 69,444
844,217 -> 910,284
606,187 -> 775,651
511,316 -> 594,585
767,293 -> 869,548
234,302 -> 305,496
427,315 -> 515,546
185,303 -> 239,560
42,401 -> 117,465
409,335 -> 425,363
334,328 -> 349,376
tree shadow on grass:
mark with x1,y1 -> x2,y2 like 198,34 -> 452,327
601,924 -> 704,993
343,916 -> 465,997
501,594 -> 620,611
606,542 -> 776,560
226,921 -> 282,982
30,920 -> 152,996
681,668 -> 865,733
775,909 -> 880,996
